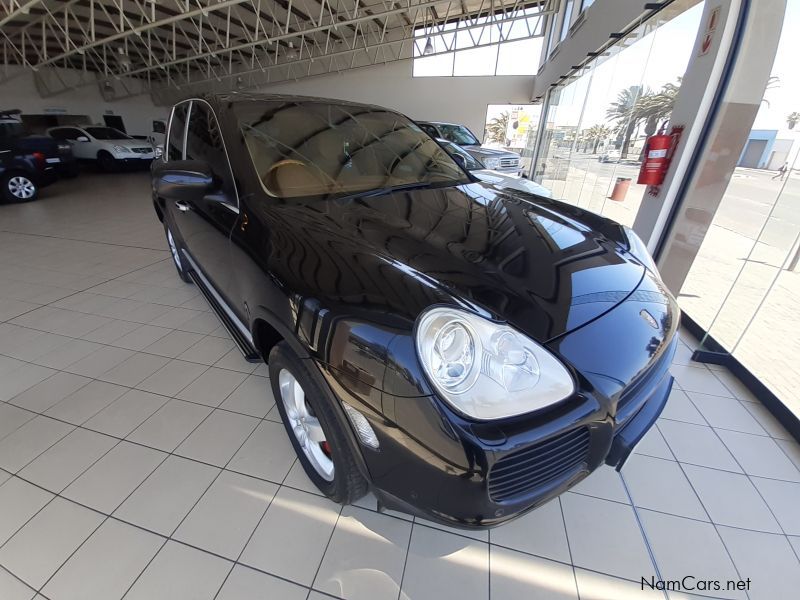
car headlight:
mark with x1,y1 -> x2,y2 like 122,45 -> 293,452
415,307 -> 574,420
623,226 -> 659,274
484,157 -> 501,169
112,145 -> 128,154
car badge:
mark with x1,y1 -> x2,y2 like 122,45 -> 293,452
639,309 -> 659,329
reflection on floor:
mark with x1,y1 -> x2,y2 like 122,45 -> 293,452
0,172 -> 799,600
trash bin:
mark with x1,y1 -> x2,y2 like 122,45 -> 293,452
609,177 -> 631,201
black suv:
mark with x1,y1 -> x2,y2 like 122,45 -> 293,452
0,110 -> 75,202
152,94 -> 678,528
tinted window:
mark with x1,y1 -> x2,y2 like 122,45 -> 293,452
438,124 -> 480,146
167,102 -> 189,162
85,126 -> 130,140
438,139 -> 483,170
152,120 -> 166,134
51,128 -> 82,141
418,123 -> 439,138
185,101 -> 234,194
238,101 -> 469,200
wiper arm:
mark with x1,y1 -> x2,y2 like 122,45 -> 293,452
355,181 -> 437,200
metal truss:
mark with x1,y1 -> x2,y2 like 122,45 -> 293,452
0,0 -> 549,102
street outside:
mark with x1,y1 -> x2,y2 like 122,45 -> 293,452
540,153 -> 800,413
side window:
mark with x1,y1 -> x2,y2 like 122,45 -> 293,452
166,102 -> 189,162
152,120 -> 166,134
420,124 -> 438,139
185,102 -> 235,197
49,129 -> 68,141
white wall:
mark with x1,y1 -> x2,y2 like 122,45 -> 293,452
0,66 -> 165,136
254,60 -> 534,140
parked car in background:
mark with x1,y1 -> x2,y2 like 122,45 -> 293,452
599,147 -> 622,163
152,93 -> 678,528
48,125 -> 155,171
416,120 -> 522,175
1,109 -> 68,201
148,118 -> 167,149
436,138 -> 552,198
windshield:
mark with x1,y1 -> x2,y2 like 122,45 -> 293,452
437,124 -> 480,146
0,121 -> 26,138
437,139 -> 484,171
238,100 -> 469,200
85,126 -> 130,140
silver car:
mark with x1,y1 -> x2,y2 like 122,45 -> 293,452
416,120 -> 522,175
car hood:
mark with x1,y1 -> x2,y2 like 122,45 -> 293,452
262,181 -> 646,343
462,146 -> 520,159
472,170 -> 552,198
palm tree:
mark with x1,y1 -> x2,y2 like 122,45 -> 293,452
582,124 -> 613,153
762,75 -> 780,108
606,85 -> 646,158
485,112 -> 510,145
787,112 -> 800,130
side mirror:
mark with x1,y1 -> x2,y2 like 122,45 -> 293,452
452,154 -> 467,169
76,136 -> 89,142
154,160 -> 214,201
154,145 -> 164,159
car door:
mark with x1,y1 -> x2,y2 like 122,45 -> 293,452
170,100 -> 240,305
57,128 -> 93,159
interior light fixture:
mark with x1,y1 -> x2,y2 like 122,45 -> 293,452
423,37 -> 434,55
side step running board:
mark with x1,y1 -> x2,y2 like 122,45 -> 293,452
188,271 -> 262,363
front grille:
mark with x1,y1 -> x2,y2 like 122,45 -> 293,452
488,427 -> 590,502
500,157 -> 520,168
131,147 -> 152,154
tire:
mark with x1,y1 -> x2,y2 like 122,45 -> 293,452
269,342 -> 369,503
97,151 -> 116,172
2,173 -> 38,202
164,222 -> 192,283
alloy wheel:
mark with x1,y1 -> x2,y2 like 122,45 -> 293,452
167,229 -> 183,270
278,368 -> 335,481
8,176 -> 35,200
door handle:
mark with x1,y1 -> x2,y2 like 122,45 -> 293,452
175,200 -> 190,212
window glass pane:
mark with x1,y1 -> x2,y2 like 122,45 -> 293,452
185,102 -> 234,192
413,52 -> 454,77
560,0 -> 575,41
496,38 -> 544,75
167,102 -> 188,162
453,45 -> 498,76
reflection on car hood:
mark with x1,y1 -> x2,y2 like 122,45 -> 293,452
462,145 -> 520,159
472,170 -> 552,198
260,182 -> 646,342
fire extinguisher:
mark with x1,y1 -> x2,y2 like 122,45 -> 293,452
637,130 -> 674,186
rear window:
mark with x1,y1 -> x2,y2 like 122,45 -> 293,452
236,100 -> 469,200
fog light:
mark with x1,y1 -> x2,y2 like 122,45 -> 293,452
342,403 -> 379,449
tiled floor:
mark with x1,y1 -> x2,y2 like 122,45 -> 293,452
1,172 -> 799,600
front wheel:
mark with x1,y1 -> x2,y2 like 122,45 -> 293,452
97,151 -> 116,172
164,223 -> 192,283
3,174 -> 38,202
269,342 -> 368,503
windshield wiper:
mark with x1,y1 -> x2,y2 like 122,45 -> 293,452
356,181 -> 437,199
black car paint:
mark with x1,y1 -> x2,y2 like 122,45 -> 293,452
152,94 -> 679,528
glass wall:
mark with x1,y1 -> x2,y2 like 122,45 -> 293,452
679,1 -> 800,410
530,0 -> 705,228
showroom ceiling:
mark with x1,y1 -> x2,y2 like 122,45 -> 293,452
0,0 -> 549,101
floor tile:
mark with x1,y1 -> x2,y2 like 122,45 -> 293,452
570,465 -> 629,503
0,404 -> 36,442
0,497 -> 103,589
216,564 -> 307,600
220,375 -> 273,418
0,362 -> 55,403
715,429 -> 800,481
776,439 -> 800,472
682,464 -> 781,532
64,345 -> 134,378
18,428 -> 117,493
0,566 -> 36,600
490,546 -> 578,600
214,348 -> 258,373
716,526 -> 800,600
400,524 -> 489,600
178,335 -> 234,365
282,459 -> 322,496
9,372 -> 91,414
41,518 -> 163,600
670,364 -> 733,397
62,441 -> 166,513
658,420 -> 741,472
314,506 -> 412,600
34,338 -> 102,370
240,486 -> 340,586
136,359 -> 207,397
114,455 -> 219,535
710,369 -> 759,402
560,492 -> 653,581
142,330 -> 204,358
687,391 -> 767,435
575,569 -> 664,599
177,367 -> 247,407
175,410 -> 259,467
621,454 -> 707,520
83,389 -> 168,438
45,380 -> 128,425
490,498 -> 571,562
99,352 -> 169,387
660,387 -> 706,425
0,417 -> 74,473
639,510 -> 744,599
124,540 -> 231,600
227,420 -> 295,483
740,401 -> 793,440
80,319 -> 142,344
751,477 -> 800,535
174,470 -> 277,560
0,477 -> 54,546
126,399 -> 212,452
111,324 -> 171,351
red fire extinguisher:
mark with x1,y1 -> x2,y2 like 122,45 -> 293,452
637,129 -> 676,186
